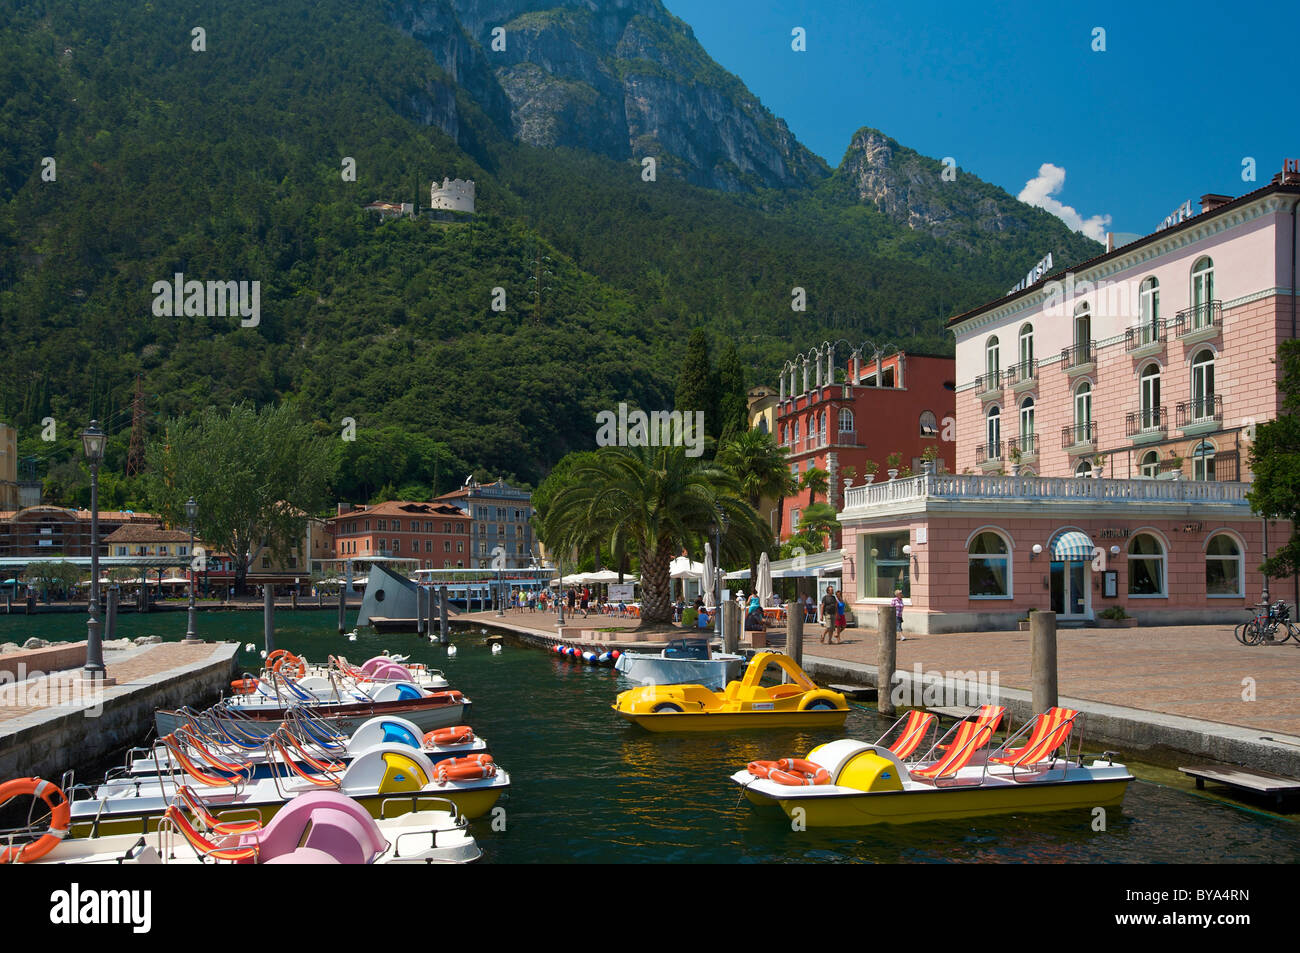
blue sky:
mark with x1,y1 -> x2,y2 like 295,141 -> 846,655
662,0 -> 1293,241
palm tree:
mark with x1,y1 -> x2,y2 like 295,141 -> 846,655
798,502 -> 840,551
802,466 -> 829,506
538,445 -> 768,624
717,429 -> 790,581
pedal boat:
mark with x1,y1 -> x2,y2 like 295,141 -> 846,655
612,651 -> 848,732
731,707 -> 1132,826
257,651 -> 450,691
67,742 -> 509,838
121,715 -> 488,781
6,784 -> 480,865
614,637 -> 745,690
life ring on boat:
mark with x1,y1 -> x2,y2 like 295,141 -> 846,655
230,677 -> 260,696
436,755 -> 496,783
267,650 -> 306,679
0,778 -> 71,863
424,726 -> 474,747
425,690 -> 464,705
767,758 -> 831,786
746,760 -> 781,779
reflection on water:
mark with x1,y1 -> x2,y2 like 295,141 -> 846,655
4,611 -> 1299,863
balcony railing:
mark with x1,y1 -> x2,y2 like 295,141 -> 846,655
975,441 -> 1003,464
834,429 -> 862,447
1124,322 -> 1165,351
1061,422 -> 1096,449
1176,395 -> 1223,427
1007,433 -> 1038,457
1004,359 -> 1038,386
973,372 -> 1002,396
1061,341 -> 1096,370
1174,301 -> 1222,338
1126,406 -> 1168,437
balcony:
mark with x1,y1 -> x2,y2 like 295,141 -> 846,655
1061,422 -> 1096,451
1174,301 -> 1222,343
834,430 -> 863,447
1124,322 -> 1166,357
973,372 -> 1003,402
1126,406 -> 1168,441
975,441 -> 1003,466
1007,433 -> 1038,461
1176,395 -> 1223,433
1061,341 -> 1096,377
1004,359 -> 1038,392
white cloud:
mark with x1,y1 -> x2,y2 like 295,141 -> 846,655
1018,163 -> 1111,242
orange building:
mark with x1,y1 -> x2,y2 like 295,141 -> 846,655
327,500 -> 472,570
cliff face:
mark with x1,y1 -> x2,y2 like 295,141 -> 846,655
386,0 -> 829,191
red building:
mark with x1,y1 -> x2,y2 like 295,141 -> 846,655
774,347 -> 955,539
327,500 -> 472,570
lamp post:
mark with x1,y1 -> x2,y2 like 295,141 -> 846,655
81,421 -> 106,679
557,555 -> 565,625
183,497 -> 199,641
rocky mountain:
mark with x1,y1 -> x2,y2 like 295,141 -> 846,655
385,0 -> 829,192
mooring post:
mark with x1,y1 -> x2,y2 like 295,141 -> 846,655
438,586 -> 449,645
263,585 -> 275,654
416,586 -> 426,636
1030,609 -> 1058,713
877,606 -> 897,717
721,600 -> 740,655
787,602 -> 804,669
337,585 -> 346,633
105,586 -> 118,643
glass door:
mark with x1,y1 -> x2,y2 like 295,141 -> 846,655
1049,561 -> 1091,619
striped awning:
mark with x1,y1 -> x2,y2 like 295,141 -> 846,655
1050,531 -> 1094,561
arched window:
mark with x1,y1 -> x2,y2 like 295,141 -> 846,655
791,419 -> 799,444
1074,459 -> 1093,478
985,336 -> 1000,381
1018,323 -> 1034,369
1074,302 -> 1092,360
1128,533 -> 1167,597
1139,450 -> 1160,479
1191,440 -> 1216,482
1072,381 -> 1092,444
1139,363 -> 1161,431
1191,348 -> 1216,421
1191,256 -> 1215,328
1138,276 -> 1160,343
1206,534 -> 1243,597
838,408 -> 855,435
986,406 -> 1001,458
1019,396 -> 1035,455
968,531 -> 1011,598
919,410 -> 938,436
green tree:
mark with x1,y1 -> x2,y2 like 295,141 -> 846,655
801,466 -> 829,505
798,501 -> 840,551
715,341 -> 748,445
145,402 -> 333,594
23,560 -> 81,598
537,444 -> 767,623
1248,340 -> 1300,579
674,329 -> 717,439
717,428 -> 789,579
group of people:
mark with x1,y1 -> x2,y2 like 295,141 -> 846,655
816,584 -> 906,644
506,585 -> 635,618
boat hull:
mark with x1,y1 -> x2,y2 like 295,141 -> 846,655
617,708 -> 848,732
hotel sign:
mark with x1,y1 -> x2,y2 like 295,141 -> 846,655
1154,199 -> 1194,232
1007,253 -> 1054,295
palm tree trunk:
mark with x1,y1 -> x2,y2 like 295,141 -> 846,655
639,542 -> 674,624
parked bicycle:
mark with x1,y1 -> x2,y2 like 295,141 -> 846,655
1235,601 -> 1299,645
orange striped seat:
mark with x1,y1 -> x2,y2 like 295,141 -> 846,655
163,805 -> 259,863
175,786 -> 262,835
882,710 -> 937,760
159,734 -> 246,788
989,707 -> 1079,772
911,706 -> 1005,782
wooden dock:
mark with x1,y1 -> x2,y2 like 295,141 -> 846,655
1179,764 -> 1300,806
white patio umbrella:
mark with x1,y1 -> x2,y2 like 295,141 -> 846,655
702,543 -> 716,609
756,552 -> 774,606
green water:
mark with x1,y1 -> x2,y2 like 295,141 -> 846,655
5,610 -> 1300,863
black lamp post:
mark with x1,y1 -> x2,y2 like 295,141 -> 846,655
557,554 -> 565,625
183,497 -> 199,641
81,421 -> 106,678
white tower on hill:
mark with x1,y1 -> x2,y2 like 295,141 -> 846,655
430,177 -> 475,213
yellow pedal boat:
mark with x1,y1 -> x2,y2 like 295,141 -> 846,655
612,651 -> 848,732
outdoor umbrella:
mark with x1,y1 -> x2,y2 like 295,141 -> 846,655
756,552 -> 774,606
702,543 -> 716,609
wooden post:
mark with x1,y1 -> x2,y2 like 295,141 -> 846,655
438,586 -> 449,645
337,585 -> 346,633
105,587 -> 118,642
416,586 -> 425,636
721,600 -> 740,655
1030,609 -> 1058,713
788,602 -> 804,668
877,606 -> 897,717
263,585 -> 275,654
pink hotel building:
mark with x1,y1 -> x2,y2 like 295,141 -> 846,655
836,164 -> 1299,632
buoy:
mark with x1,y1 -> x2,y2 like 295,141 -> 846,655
610,650 -> 621,661
491,643 -> 502,655
598,652 -> 610,663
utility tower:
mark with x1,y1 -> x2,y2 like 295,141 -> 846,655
125,375 -> 146,477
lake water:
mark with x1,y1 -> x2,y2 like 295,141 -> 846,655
4,609 -> 1298,863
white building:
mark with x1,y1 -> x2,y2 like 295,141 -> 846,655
430,177 -> 475,214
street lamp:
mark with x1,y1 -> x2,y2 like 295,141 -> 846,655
557,554 -> 566,625
183,497 -> 199,641
81,421 -> 106,679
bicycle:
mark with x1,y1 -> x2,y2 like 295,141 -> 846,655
1236,601 -> 1298,645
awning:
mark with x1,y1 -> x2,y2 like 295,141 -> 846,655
726,549 -> 843,580
1050,531 -> 1094,561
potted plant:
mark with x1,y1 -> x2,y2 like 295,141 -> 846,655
1166,453 -> 1184,479
1097,605 -> 1138,628
1008,444 -> 1022,475
1092,453 -> 1106,479
898,465 -> 913,478
920,444 -> 940,475
862,460 -> 879,484
886,452 -> 902,480
1017,606 -> 1038,631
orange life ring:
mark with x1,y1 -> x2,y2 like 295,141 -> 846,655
269,651 -> 306,679
436,755 -> 496,783
425,726 -> 475,747
230,678 -> 260,696
746,760 -> 781,779
426,690 -> 464,705
768,757 -> 831,786
0,778 -> 71,863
